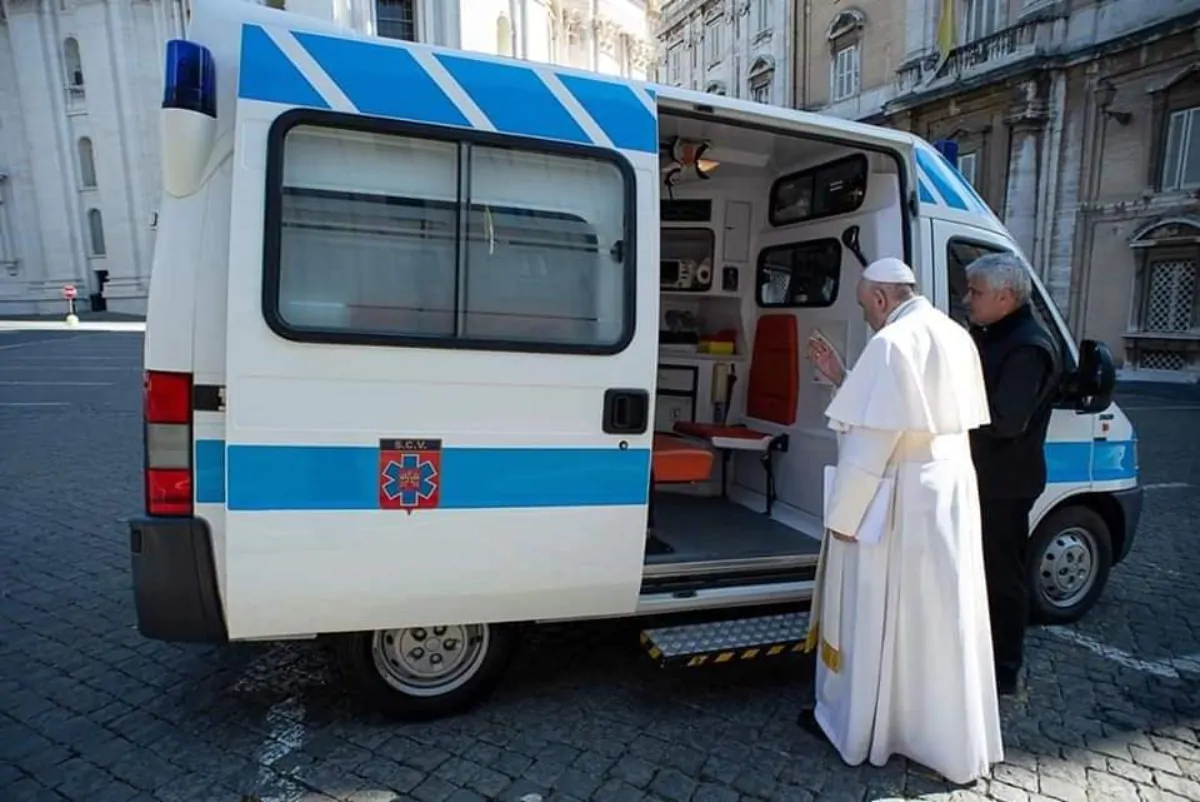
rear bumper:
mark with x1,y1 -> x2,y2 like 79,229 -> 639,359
129,516 -> 228,643
1112,485 -> 1144,565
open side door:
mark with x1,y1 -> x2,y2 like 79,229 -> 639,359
219,16 -> 660,638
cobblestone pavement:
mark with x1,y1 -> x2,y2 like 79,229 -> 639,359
3,328 -> 1200,802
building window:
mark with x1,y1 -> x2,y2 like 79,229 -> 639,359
87,209 -> 106,257
267,122 -> 634,353
831,43 -> 860,102
376,0 -> 415,41
957,151 -> 978,188
965,0 -> 1000,42
63,37 -> 85,103
753,0 -> 772,34
1161,106 -> 1200,191
1144,258 -> 1196,333
749,57 -> 773,105
706,82 -> 726,96
705,20 -> 722,66
667,44 -> 682,84
78,138 -> 97,188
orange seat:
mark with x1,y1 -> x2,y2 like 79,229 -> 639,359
651,433 -> 715,484
673,314 -> 799,513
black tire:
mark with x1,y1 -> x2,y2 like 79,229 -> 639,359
1027,505 -> 1113,625
334,622 -> 518,721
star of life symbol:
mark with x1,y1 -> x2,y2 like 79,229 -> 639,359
381,453 -> 438,508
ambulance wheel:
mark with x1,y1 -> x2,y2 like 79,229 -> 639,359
335,623 -> 517,721
1027,506 -> 1113,625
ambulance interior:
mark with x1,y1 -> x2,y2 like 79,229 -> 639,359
645,110 -> 907,579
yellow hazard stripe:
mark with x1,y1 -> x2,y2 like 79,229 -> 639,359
641,634 -> 810,666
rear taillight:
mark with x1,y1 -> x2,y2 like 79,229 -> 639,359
144,370 -> 193,516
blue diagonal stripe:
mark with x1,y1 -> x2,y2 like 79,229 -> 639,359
436,54 -> 592,145
556,73 -> 657,153
929,145 -> 988,214
944,153 -> 993,215
238,25 -> 329,109
917,175 -> 937,204
293,32 -> 470,128
915,147 -> 969,211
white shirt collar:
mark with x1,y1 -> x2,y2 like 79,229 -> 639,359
885,295 -> 923,325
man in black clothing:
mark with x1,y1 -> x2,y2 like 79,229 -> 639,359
964,252 -> 1063,696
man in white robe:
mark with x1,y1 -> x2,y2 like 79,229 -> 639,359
800,257 -> 1004,785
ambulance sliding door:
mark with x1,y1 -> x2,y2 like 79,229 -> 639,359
221,20 -> 660,639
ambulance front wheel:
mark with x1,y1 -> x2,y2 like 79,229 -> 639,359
1028,505 -> 1113,625
335,623 -> 518,721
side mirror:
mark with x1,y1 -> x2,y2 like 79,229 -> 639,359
1065,339 -> 1116,414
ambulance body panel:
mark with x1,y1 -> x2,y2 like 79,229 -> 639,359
129,0 -> 1136,720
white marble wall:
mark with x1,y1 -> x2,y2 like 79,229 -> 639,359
0,0 -> 656,316
654,0 -> 790,106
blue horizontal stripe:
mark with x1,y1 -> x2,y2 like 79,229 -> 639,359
207,441 -> 651,511
196,438 -> 1136,510
1089,439 -> 1138,483
195,439 -> 226,504
238,24 -> 329,109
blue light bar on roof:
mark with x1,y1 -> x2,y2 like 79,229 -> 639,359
163,39 -> 217,118
932,138 -> 959,168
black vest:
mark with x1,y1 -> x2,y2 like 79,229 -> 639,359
969,304 -> 1063,500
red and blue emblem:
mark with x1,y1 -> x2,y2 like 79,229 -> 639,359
379,438 -> 442,512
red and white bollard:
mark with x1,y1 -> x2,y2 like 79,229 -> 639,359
62,283 -> 79,327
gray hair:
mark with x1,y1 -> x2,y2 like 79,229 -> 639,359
964,252 -> 1031,305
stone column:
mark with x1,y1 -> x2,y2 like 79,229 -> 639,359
1002,80 -> 1048,263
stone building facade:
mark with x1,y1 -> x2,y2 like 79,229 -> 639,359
797,0 -> 1200,379
0,0 -> 657,317
653,0 -> 791,107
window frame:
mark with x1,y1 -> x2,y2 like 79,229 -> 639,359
754,0 -> 772,34
956,151 -> 978,189
830,42 -> 860,102
705,20 -> 722,66
753,237 -> 844,309
77,136 -> 97,189
1160,105 -> 1200,192
768,153 -> 870,227
261,108 -> 639,357
964,0 -> 1000,42
375,0 -> 417,41
945,235 -> 1078,381
86,208 -> 106,257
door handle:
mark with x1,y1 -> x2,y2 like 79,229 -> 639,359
603,388 -> 649,435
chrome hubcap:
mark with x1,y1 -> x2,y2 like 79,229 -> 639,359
371,624 -> 489,697
1038,526 -> 1098,608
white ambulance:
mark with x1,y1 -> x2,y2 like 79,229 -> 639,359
131,0 -> 1140,720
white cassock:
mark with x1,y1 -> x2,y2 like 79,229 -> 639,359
805,293 -> 1004,785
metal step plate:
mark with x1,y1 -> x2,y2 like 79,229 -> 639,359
639,611 -> 812,668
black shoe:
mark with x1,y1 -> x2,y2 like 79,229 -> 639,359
996,668 -> 1020,696
796,707 -> 827,742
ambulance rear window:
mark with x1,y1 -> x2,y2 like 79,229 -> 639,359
262,119 -> 636,355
